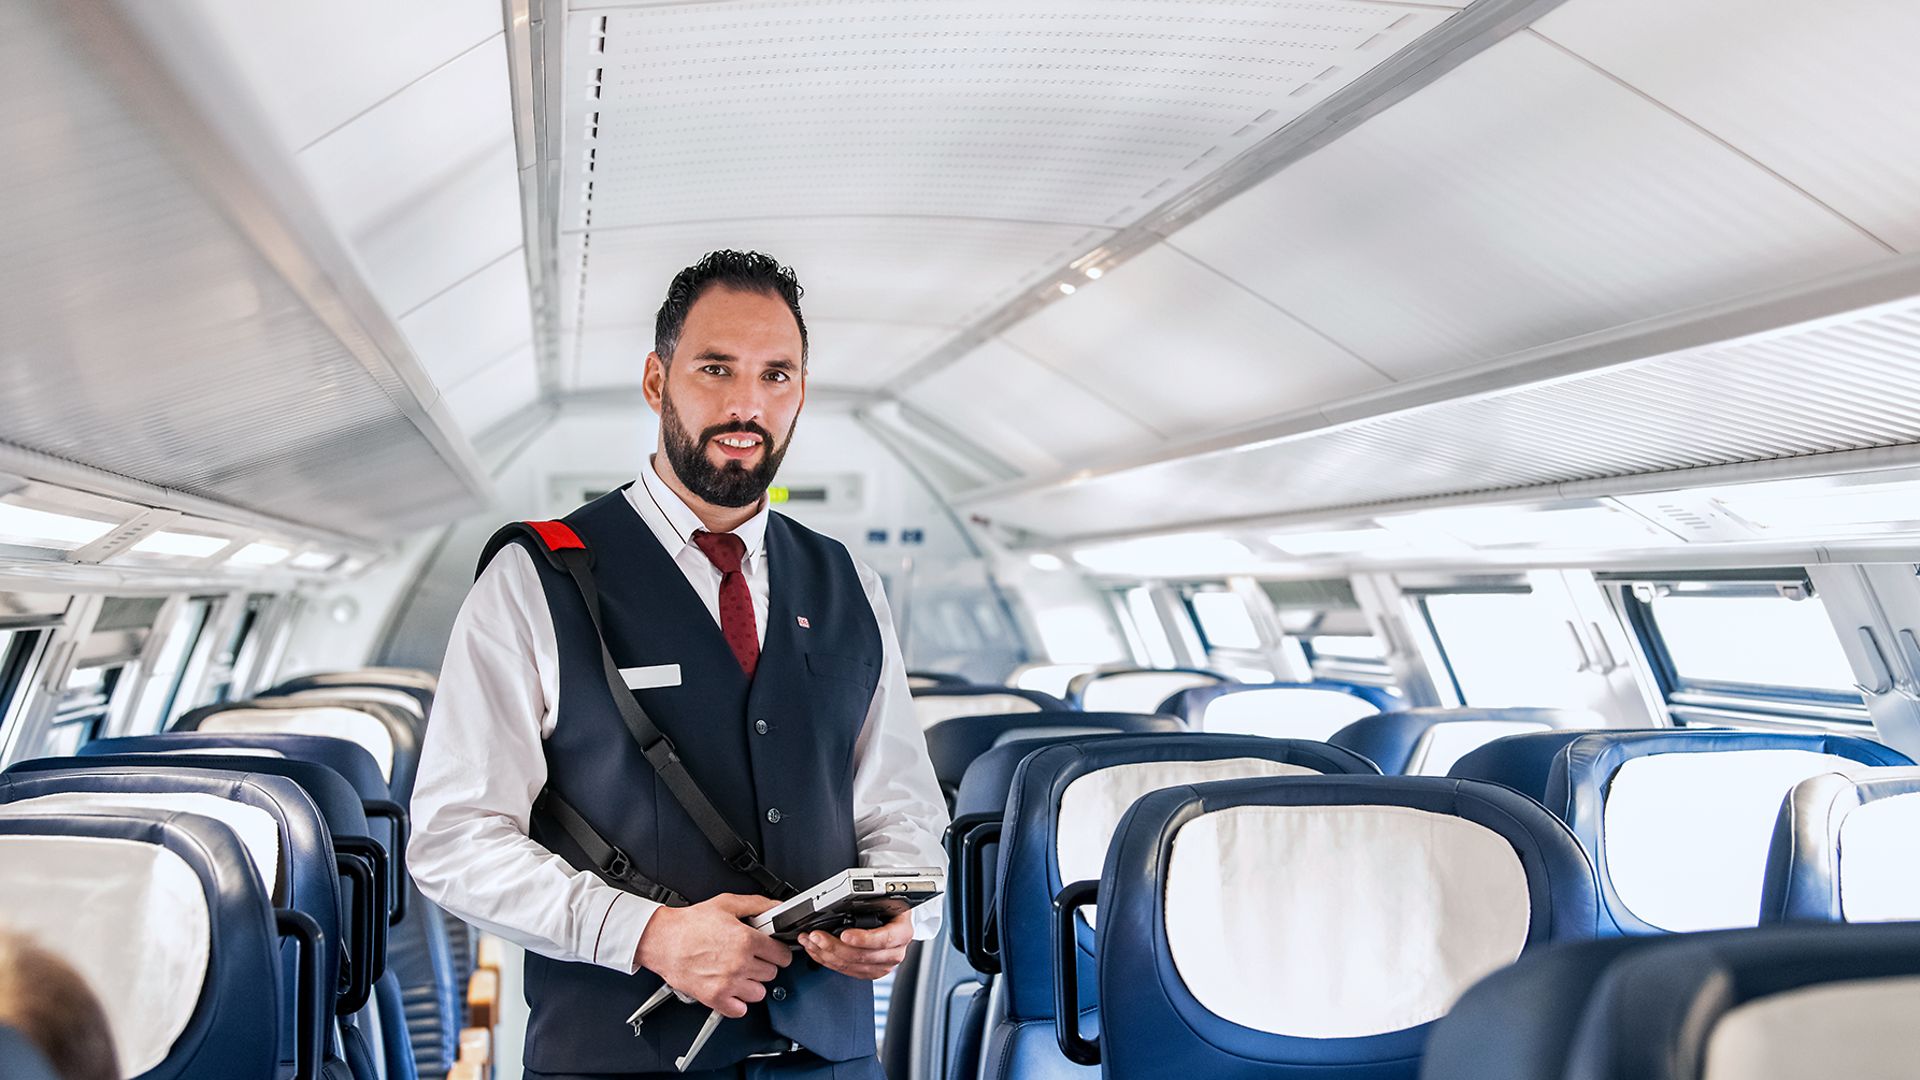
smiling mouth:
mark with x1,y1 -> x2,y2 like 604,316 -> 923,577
711,434 -> 763,457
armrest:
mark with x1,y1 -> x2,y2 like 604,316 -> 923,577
466,967 -> 501,1030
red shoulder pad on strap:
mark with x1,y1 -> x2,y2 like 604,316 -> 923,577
526,520 -> 586,551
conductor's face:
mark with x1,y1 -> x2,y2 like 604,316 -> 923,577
643,285 -> 806,509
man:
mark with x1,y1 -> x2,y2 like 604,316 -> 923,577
411,250 -> 948,1079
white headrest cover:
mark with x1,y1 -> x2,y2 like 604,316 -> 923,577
1839,790 -> 1920,923
0,833 -> 211,1076
5,792 -> 280,894
1166,804 -> 1530,1038
145,747 -> 286,759
1703,976 -> 1920,1080
1409,720 -> 1553,776
199,706 -> 394,780
1604,750 -> 1865,931
1056,758 -> 1319,905
1080,671 -> 1217,714
913,694 -> 1040,729
1201,688 -> 1380,739
286,685 -> 424,719
1011,664 -> 1093,699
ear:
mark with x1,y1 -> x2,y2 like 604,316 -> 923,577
642,352 -> 667,415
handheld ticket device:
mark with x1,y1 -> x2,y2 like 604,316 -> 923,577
748,866 -> 945,942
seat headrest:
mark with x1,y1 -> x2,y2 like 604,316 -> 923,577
1068,668 -> 1226,713
1163,681 -> 1393,738
177,700 -> 421,796
1761,765 -> 1920,925
993,734 -> 1380,1018
16,753 -> 370,837
1332,707 -> 1603,776
1446,729 -> 1600,803
1547,731 -> 1912,934
927,710 -> 1181,794
84,732 -> 389,802
276,684 -> 426,722
908,686 -> 1065,729
0,809 -> 281,1079
1094,776 -> 1601,1078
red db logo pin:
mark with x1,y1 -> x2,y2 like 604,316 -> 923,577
796,616 -> 811,629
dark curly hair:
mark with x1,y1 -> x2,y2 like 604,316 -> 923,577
654,249 -> 808,366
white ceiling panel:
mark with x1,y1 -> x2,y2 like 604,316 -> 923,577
179,0 -> 503,153
563,1 -> 1463,231
567,218 -> 1110,380
398,254 -> 534,390
570,325 -> 653,390
1169,31 -> 1892,382
803,319 -> 955,390
902,337 -> 1165,475
1001,244 -> 1389,435
348,147 -> 524,318
1536,0 -> 1920,253
297,38 -> 516,239
446,345 -> 540,434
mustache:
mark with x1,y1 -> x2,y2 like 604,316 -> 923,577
700,419 -> 774,446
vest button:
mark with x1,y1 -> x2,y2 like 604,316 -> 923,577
754,719 -> 769,735
766,807 -> 782,824
770,987 -> 788,1002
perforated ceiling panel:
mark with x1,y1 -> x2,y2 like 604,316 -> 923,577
0,1 -> 489,539
559,0 -> 1468,390
966,296 -> 1920,539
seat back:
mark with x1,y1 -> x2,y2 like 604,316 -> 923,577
1545,731 -> 1911,934
994,736 -> 1379,1022
1162,681 -> 1390,739
177,699 -> 421,799
1088,775 -> 1601,1079
1333,707 -> 1603,775
910,685 -> 1066,729
0,809 -> 285,1080
1066,668 -> 1227,713
270,668 -> 436,719
1446,729 -> 1605,804
1439,922 -> 1920,1080
1761,765 -> 1920,925
1008,663 -> 1096,700
923,711 -> 1182,800
907,671 -> 972,690
275,685 -> 427,725
0,765 -> 344,1074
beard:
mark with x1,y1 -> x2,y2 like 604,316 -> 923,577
659,389 -> 796,508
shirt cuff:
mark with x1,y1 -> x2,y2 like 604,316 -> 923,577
590,891 -> 662,974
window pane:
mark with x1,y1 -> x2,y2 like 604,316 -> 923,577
1189,592 -> 1261,650
1649,593 -> 1857,694
1308,635 -> 1386,662
1125,587 -> 1177,669
1423,592 -> 1587,709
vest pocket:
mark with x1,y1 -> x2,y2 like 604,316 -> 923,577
805,650 -> 878,689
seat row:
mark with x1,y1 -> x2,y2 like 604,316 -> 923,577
0,666 -> 494,1080
892,713 -> 1920,1080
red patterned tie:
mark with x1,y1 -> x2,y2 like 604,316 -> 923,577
691,530 -> 759,678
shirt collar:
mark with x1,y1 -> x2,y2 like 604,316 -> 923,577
630,455 -> 769,562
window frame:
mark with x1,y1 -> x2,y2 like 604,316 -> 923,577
1409,583 -> 1535,707
1614,576 -> 1871,729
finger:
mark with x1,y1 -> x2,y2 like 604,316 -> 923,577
749,935 -> 792,966
713,893 -> 782,916
742,958 -> 779,983
839,920 -> 911,949
805,930 -> 905,965
713,996 -> 749,1019
732,979 -> 768,1004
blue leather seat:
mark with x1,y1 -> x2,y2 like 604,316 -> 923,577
910,671 -> 974,688
176,698 -> 423,802
1445,729 -> 1601,804
0,764 -> 347,1078
1065,668 -> 1228,713
0,1026 -> 59,1080
912,686 -> 1070,731
1426,922 -> 1920,1080
1331,707 -> 1602,776
1073,775 -> 1602,1079
386,884 -> 460,1076
923,711 -> 1183,803
1760,765 -> 1920,925
1157,681 -> 1393,740
0,809 -> 300,1079
1542,731 -> 1911,935
982,735 -> 1379,1080
269,669 -> 437,722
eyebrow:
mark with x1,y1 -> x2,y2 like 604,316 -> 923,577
692,350 -> 798,370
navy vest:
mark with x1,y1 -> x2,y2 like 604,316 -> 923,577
508,487 -> 882,1073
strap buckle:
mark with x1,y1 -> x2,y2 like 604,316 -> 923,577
605,848 -> 633,881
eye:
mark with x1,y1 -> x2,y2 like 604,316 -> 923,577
699,363 -> 728,377
764,369 -> 791,383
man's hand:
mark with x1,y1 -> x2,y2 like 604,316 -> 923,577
797,910 -> 914,980
634,893 -> 792,1018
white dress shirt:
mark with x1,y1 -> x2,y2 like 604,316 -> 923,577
410,458 -> 949,973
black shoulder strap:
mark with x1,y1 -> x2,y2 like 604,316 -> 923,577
484,520 -> 798,902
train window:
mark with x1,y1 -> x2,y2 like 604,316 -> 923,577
1185,590 -> 1261,651
44,662 -> 125,755
1621,579 -> 1867,727
1419,589 -> 1589,709
126,597 -> 215,734
1121,587 -> 1179,668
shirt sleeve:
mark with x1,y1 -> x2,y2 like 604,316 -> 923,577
848,557 -> 952,941
408,543 -> 658,973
